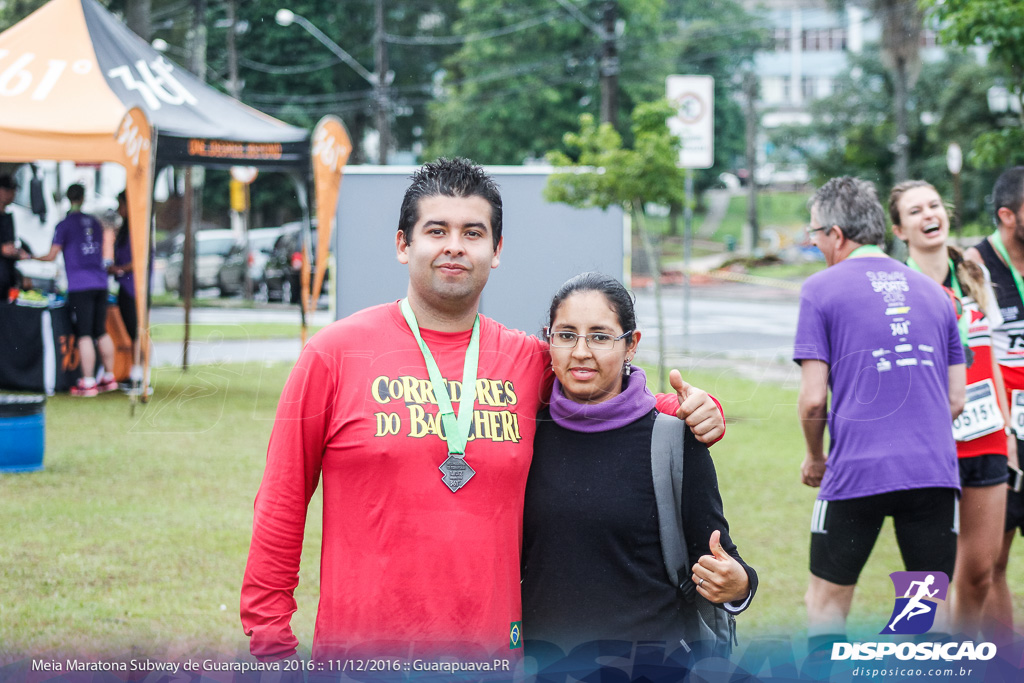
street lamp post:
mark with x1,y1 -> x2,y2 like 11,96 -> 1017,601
276,8 -> 390,164
947,142 -> 963,239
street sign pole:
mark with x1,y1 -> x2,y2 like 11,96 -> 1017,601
667,75 -> 714,356
947,142 -> 963,239
683,169 -> 694,353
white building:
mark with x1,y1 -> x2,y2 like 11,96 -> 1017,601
743,0 -> 942,184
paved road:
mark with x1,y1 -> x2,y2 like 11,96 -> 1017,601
632,282 -> 801,384
150,304 -> 332,326
150,282 -> 802,376
634,282 -> 799,359
150,304 -> 331,367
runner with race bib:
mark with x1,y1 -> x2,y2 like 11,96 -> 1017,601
965,167 -> 1024,645
891,180 -> 1012,640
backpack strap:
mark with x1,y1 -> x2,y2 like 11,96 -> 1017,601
651,412 -> 737,658
652,412 -> 688,589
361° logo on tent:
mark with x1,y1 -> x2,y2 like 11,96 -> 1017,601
882,571 -> 949,635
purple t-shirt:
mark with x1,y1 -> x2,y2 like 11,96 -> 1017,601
793,255 -> 964,500
53,211 -> 107,292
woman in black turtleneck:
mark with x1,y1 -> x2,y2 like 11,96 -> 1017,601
522,272 -> 757,657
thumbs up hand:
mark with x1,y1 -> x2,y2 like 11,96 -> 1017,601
670,369 -> 725,445
691,529 -> 750,604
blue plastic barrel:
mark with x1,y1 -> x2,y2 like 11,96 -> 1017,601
0,394 -> 46,473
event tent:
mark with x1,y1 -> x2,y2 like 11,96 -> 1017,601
0,0 -> 351,383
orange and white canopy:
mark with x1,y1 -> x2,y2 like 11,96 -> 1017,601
0,0 -> 352,357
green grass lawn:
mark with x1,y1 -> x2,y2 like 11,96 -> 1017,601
149,323 -> 322,343
0,362 -> 318,661
2,361 -> 1023,661
675,365 -> 930,640
711,192 -> 810,244
745,261 -> 826,280
647,192 -> 811,246
149,293 -> 280,309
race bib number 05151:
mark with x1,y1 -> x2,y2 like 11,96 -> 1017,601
954,379 -> 1003,442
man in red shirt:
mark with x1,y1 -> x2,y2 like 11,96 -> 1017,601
240,158 -> 725,667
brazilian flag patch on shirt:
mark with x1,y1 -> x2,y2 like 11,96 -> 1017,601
510,621 -> 522,649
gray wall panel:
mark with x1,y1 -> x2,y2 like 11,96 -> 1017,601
335,167 -> 625,336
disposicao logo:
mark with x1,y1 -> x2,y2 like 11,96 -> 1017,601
830,571 -> 997,664
882,571 -> 948,635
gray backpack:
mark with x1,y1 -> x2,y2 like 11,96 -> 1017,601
651,413 -> 737,659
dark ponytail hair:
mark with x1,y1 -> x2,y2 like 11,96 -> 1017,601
547,272 -> 637,333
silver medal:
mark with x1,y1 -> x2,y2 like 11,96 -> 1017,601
440,455 -> 475,493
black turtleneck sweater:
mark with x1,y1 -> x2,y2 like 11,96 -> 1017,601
521,408 -> 757,649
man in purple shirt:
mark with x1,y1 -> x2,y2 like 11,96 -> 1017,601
794,177 -> 966,643
36,184 -> 117,397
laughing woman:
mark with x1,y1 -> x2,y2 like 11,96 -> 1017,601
890,179 -> 1013,638
521,272 -> 756,661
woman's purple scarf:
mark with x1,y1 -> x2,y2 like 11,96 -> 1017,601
549,366 -> 657,432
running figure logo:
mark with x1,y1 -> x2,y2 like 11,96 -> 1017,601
882,571 -> 949,635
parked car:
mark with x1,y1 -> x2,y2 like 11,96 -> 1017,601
263,221 -> 327,304
163,229 -> 237,294
216,227 -> 285,300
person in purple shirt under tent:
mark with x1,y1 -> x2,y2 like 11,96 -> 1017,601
794,177 -> 966,654
109,190 -> 145,394
35,183 -> 117,397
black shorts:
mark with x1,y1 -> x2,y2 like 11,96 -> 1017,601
1006,487 -> 1024,537
810,488 -> 958,586
117,287 -> 137,342
959,453 -> 1009,488
67,289 -> 109,339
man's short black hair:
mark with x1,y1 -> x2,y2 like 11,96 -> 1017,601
993,166 -> 1024,223
66,183 -> 85,203
398,158 -> 502,250
0,174 -> 16,191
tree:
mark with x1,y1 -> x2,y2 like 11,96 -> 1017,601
545,100 -> 685,390
923,0 -> 1024,169
641,0 -> 765,195
874,0 -> 923,182
428,0 -> 763,176
199,0 -> 460,221
770,48 -> 1003,226
0,0 -> 47,30
427,0 -> 606,164
829,1 -> 925,182
125,0 -> 152,40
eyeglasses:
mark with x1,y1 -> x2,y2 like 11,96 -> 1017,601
546,328 -> 634,350
805,224 -> 829,238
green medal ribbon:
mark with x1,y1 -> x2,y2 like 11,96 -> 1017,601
400,298 -> 480,458
848,244 -> 886,258
906,258 -> 963,298
947,259 -> 964,299
906,257 -> 970,345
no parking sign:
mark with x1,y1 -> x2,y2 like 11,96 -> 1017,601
667,75 -> 715,169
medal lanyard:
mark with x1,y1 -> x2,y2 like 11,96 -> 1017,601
849,244 -> 886,258
906,257 -> 969,345
400,298 -> 480,456
906,257 -> 963,298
